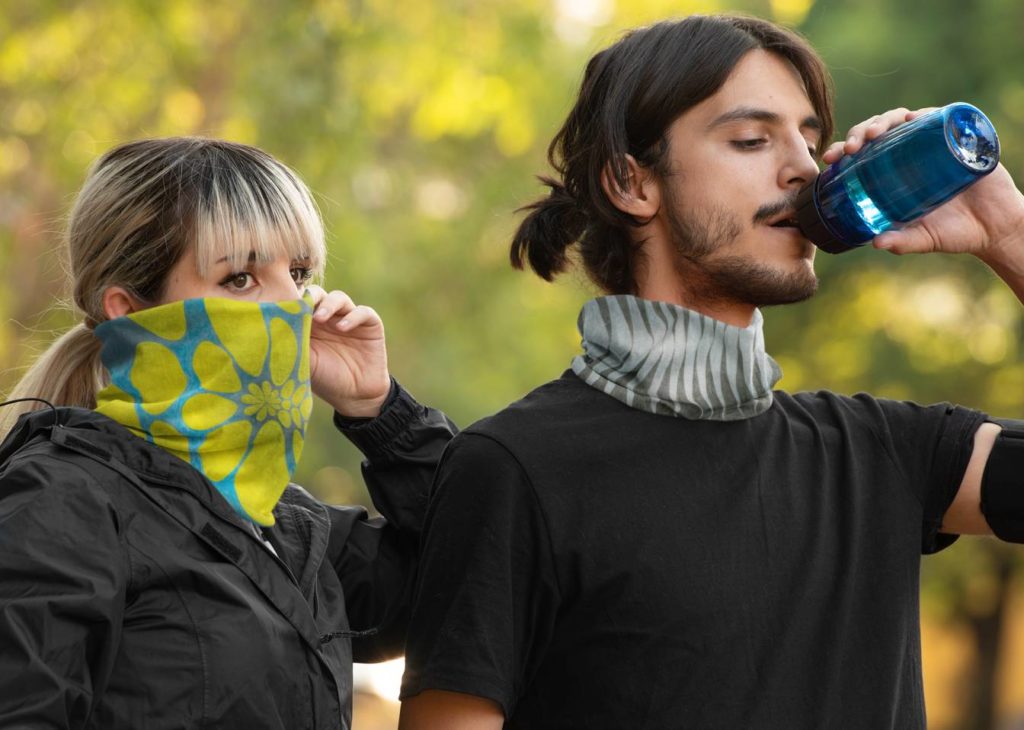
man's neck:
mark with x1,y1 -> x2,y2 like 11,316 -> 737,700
637,273 -> 756,328
632,227 -> 758,328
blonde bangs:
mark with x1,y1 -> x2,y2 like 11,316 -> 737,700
191,154 -> 326,279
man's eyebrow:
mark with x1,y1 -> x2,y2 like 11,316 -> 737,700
707,106 -> 823,134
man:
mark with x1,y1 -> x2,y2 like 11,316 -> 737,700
399,14 -> 1024,729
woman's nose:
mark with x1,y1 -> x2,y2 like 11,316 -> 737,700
260,266 -> 302,302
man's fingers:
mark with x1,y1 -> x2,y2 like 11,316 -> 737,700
829,107 -> 931,163
822,141 -> 846,164
873,227 -> 936,256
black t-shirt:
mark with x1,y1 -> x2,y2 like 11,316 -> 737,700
401,371 -> 988,729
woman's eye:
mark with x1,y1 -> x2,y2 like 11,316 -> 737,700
731,138 -> 767,150
220,272 -> 255,291
290,267 -> 313,286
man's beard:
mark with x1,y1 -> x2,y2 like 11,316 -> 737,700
663,187 -> 818,308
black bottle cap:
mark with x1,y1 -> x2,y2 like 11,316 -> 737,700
794,182 -> 857,254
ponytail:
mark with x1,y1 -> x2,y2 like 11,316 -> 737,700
510,177 -> 587,282
510,176 -> 640,295
0,324 -> 105,439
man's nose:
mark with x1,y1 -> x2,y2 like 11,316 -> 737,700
780,140 -> 821,189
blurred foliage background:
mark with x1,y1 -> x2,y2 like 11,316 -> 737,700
3,0 -> 1024,727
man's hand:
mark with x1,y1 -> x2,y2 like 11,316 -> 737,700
822,107 -> 1024,260
306,285 -> 391,418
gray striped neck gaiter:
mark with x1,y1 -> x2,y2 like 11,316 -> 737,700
571,295 -> 782,421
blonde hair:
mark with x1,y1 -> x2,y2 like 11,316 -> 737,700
1,137 -> 327,438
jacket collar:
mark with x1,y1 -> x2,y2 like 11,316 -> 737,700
3,407 -> 334,651
3,406 -> 229,511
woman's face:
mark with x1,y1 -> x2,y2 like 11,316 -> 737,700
158,245 -> 314,304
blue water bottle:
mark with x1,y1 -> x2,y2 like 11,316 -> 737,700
794,102 -> 1000,254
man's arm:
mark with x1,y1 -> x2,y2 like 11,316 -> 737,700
916,153 -> 1024,539
399,690 -> 504,730
926,181 -> 1024,538
827,109 -> 1024,539
397,434 -> 561,725
942,422 -> 1000,535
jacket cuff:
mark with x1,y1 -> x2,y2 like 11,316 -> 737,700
333,379 -> 420,458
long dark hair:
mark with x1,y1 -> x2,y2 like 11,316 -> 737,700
510,14 -> 834,294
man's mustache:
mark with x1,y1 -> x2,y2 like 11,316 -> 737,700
752,195 -> 800,226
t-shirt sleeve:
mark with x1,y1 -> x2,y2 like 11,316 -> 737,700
852,394 -> 988,554
400,432 -> 561,716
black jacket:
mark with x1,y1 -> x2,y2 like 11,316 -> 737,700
0,384 -> 455,729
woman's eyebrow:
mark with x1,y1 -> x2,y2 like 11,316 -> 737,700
215,251 -> 258,265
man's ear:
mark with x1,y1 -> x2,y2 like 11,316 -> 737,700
600,154 -> 661,221
101,286 -> 146,320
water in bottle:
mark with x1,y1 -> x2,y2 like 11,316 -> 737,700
794,102 -> 1000,254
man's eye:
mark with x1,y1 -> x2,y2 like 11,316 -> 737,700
731,138 -> 767,150
220,272 -> 255,291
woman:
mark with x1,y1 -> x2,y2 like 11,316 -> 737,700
0,137 -> 455,729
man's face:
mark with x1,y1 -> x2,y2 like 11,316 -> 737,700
657,49 -> 823,307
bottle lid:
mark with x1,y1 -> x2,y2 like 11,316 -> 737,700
794,182 -> 856,254
944,102 -> 1000,173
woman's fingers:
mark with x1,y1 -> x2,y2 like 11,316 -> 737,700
310,287 -> 356,323
335,304 -> 381,332
306,287 -> 382,335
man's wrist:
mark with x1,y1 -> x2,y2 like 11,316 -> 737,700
980,226 -> 1024,272
977,186 -> 1024,266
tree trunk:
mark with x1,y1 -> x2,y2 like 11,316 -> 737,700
962,543 -> 1016,730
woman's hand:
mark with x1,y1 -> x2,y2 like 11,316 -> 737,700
306,285 -> 391,418
822,107 -> 1024,261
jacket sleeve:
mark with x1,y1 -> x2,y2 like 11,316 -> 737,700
0,448 -> 128,728
327,380 -> 458,661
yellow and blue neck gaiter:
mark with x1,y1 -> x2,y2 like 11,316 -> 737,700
94,296 -> 314,526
